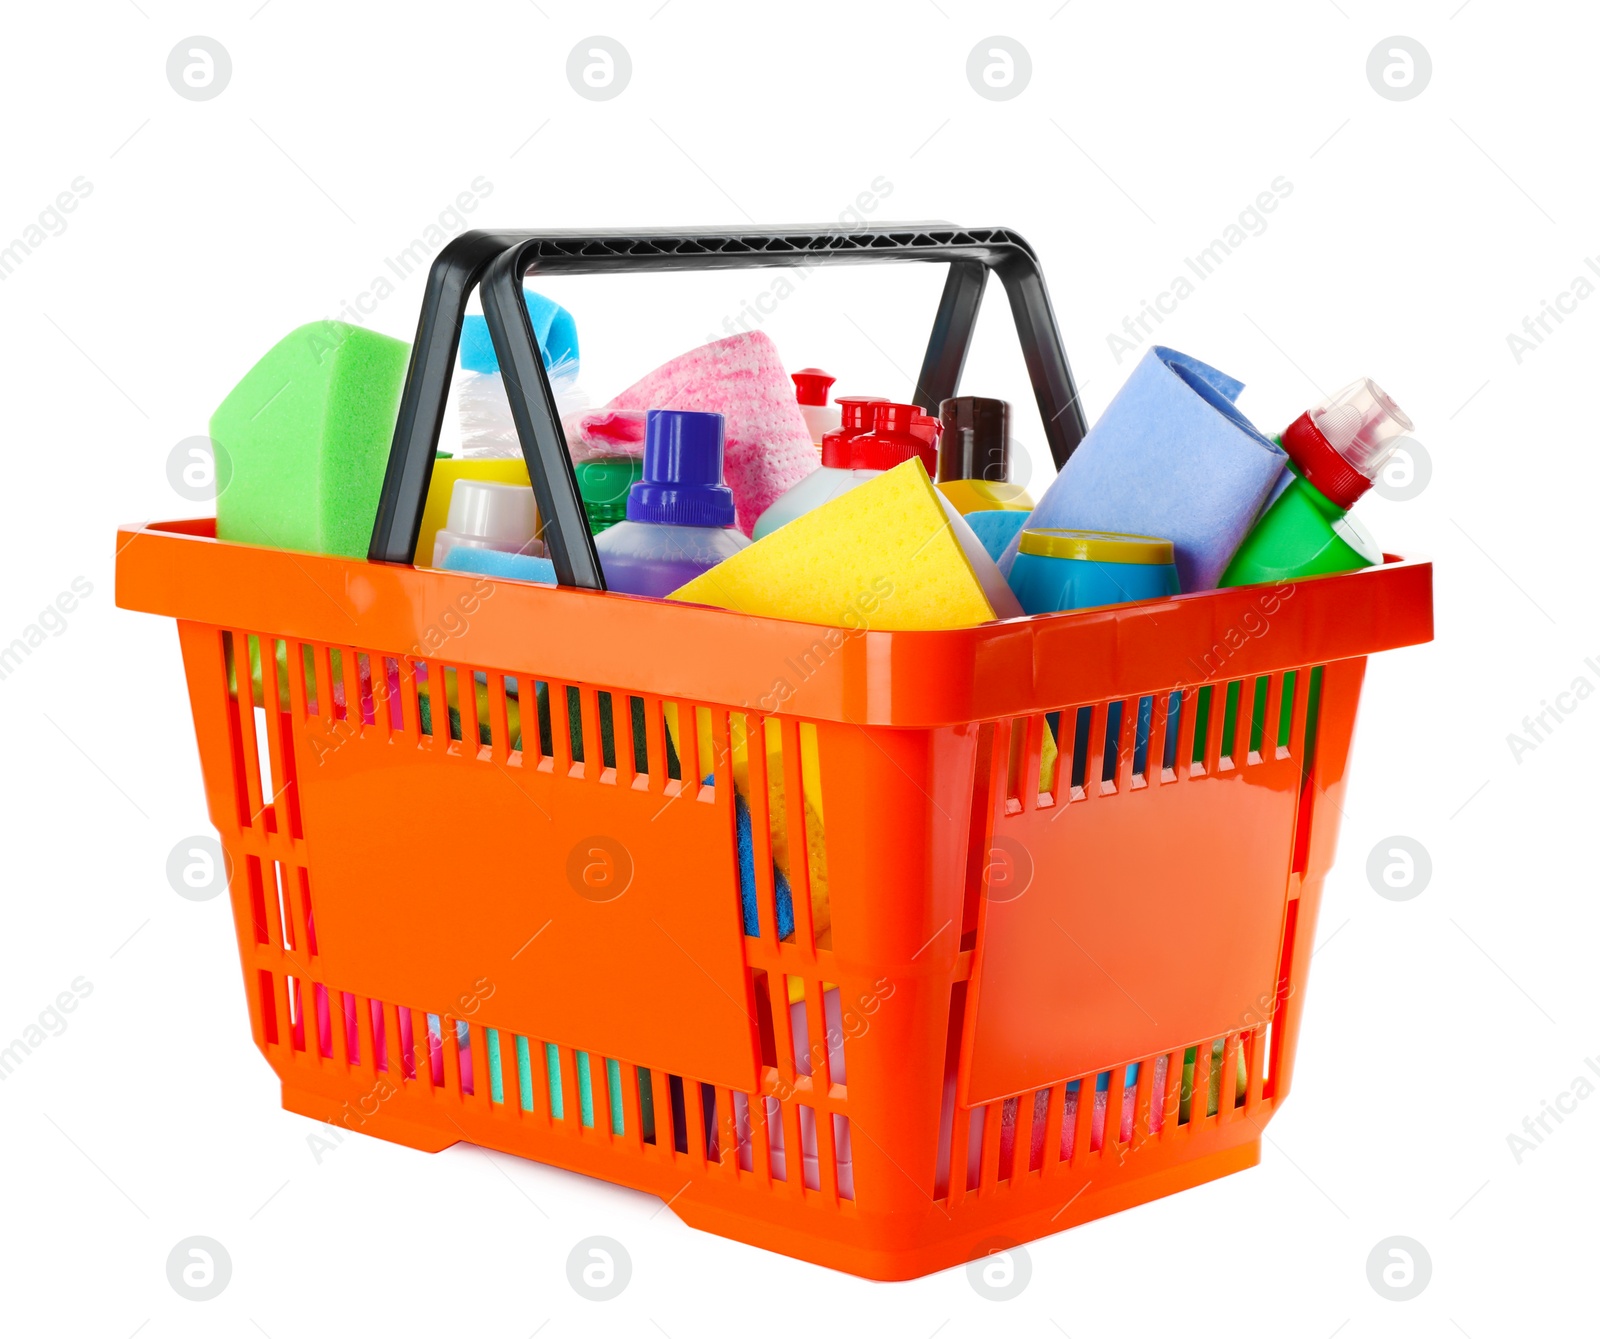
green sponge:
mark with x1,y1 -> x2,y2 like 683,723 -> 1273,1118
212,321 -> 410,558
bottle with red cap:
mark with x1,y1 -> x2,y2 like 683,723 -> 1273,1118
791,369 -> 839,449
753,397 -> 888,540
850,402 -> 938,473
1220,377 -> 1413,586
815,396 -> 885,463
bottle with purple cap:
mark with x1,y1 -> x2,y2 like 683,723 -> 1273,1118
593,409 -> 751,598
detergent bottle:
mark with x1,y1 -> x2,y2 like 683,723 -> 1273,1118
593,410 -> 749,597
1221,378 -> 1413,586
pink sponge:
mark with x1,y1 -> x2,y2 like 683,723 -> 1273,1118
565,331 -> 817,536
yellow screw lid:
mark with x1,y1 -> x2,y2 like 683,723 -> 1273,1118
1018,528 -> 1174,565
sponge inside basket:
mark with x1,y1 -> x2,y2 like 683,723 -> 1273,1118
666,461 -> 1056,958
213,320 -> 410,558
667,458 -> 998,631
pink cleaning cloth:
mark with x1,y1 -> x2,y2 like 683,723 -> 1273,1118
570,409 -> 648,452
994,1055 -> 1167,1172
564,331 -> 818,536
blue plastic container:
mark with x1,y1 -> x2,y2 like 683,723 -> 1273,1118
1007,528 -> 1179,615
1010,529 -> 1180,777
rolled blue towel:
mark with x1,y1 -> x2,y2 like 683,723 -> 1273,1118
1001,346 -> 1289,592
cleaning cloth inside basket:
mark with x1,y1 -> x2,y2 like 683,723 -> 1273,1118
564,330 -> 818,536
1000,345 -> 1290,592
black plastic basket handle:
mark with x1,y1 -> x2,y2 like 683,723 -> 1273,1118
369,226 -> 1090,589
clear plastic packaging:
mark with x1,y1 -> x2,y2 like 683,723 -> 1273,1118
457,360 -> 589,459
1310,377 -> 1413,479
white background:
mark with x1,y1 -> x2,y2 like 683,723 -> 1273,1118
1,1 -> 1594,1335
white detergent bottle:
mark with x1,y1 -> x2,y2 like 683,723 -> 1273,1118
430,478 -> 543,568
791,368 -> 840,448
752,397 -> 886,540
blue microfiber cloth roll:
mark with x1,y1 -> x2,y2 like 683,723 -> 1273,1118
1001,346 -> 1290,592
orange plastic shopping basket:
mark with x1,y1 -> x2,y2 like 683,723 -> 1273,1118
116,227 -> 1433,1280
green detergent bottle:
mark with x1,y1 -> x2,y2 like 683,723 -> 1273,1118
574,455 -> 644,535
1220,377 -> 1412,587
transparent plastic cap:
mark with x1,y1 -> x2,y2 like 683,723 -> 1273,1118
1310,378 -> 1414,480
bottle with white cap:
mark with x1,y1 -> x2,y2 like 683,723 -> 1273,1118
430,478 -> 545,569
1220,377 -> 1413,586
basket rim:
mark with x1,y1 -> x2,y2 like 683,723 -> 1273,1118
115,518 -> 1433,728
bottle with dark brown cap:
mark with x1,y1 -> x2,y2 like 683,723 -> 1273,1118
935,396 -> 1033,517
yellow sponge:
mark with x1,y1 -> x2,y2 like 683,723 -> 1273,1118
668,458 -> 996,630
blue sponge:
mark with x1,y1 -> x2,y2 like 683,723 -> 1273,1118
439,546 -> 557,584
965,508 -> 1031,563
459,289 -> 579,375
